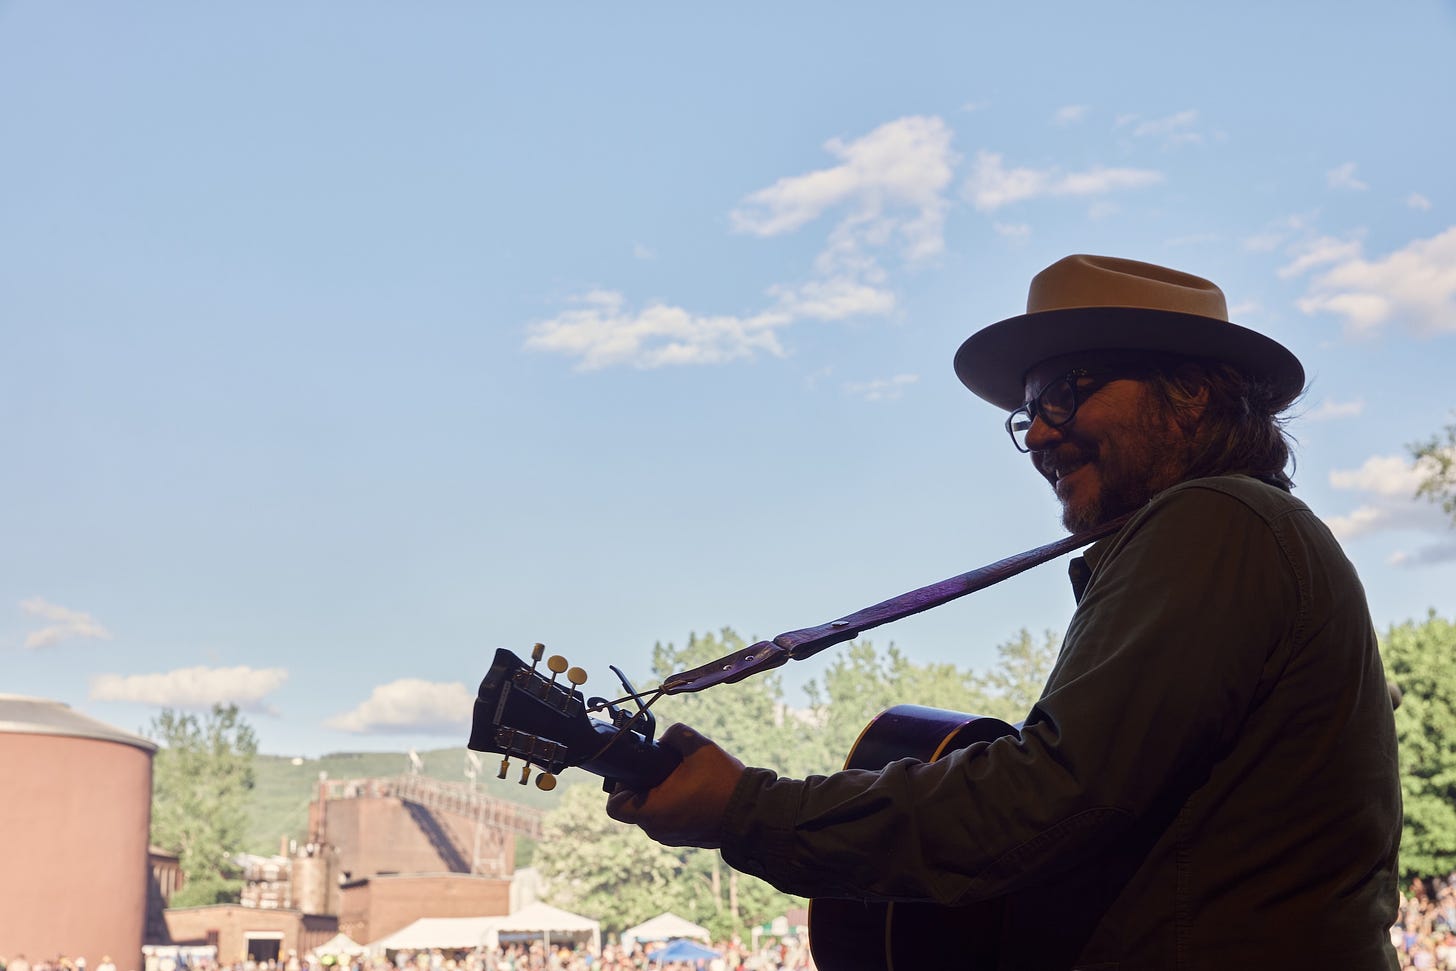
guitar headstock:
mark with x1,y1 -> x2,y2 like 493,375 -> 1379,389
468,644 -> 681,792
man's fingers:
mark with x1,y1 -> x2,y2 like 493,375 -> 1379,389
604,785 -> 646,823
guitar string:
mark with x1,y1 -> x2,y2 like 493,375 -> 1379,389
580,683 -> 670,776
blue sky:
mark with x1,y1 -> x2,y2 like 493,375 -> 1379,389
4,2 -> 1455,759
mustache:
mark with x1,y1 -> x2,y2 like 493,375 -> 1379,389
1034,445 -> 1093,482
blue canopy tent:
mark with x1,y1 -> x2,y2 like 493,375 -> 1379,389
646,940 -> 722,964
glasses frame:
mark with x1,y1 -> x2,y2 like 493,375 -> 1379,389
1005,367 -> 1122,453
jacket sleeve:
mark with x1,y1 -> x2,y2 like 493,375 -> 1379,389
718,483 -> 1302,905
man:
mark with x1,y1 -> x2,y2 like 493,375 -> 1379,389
607,255 -> 1402,969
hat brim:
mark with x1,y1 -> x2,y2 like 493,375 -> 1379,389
953,306 -> 1305,412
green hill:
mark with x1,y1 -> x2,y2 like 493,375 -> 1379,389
244,747 -> 567,857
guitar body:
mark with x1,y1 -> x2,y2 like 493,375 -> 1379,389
807,705 -> 1020,971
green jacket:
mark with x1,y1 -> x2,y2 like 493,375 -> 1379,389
720,475 -> 1402,969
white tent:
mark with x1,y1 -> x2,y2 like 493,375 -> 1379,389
371,917 -> 498,951
370,904 -> 601,955
621,913 -> 711,945
489,901 -> 601,954
310,933 -> 366,958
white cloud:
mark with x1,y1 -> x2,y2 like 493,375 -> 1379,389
632,243 -> 656,261
1303,397 -> 1365,421
1325,452 -> 1452,562
1330,453 -> 1429,498
1053,105 -> 1089,125
994,222 -> 1031,240
1327,162 -> 1368,191
528,117 -> 957,370
1292,226 -> 1456,337
525,290 -> 791,370
962,151 -> 1163,212
730,115 -> 956,264
20,597 -> 112,650
844,373 -> 918,401
89,665 -> 287,712
1407,193 -> 1433,212
327,679 -> 477,735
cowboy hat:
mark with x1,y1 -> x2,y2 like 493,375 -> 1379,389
953,254 -> 1305,411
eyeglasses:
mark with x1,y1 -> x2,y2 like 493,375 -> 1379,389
1005,368 -> 1122,452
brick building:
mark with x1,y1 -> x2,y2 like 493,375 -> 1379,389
161,773 -> 543,954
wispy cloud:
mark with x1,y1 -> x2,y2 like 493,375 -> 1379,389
1303,396 -> 1365,421
1276,234 -> 1365,279
1407,193 -> 1433,212
1327,162 -> 1368,191
1326,452 -> 1456,564
21,597 -> 112,650
528,116 -> 956,370
89,665 -> 288,713
1289,226 -> 1456,337
962,150 -> 1163,212
525,290 -> 791,370
1117,109 -> 1204,147
1053,105 -> 1089,126
844,373 -> 918,401
327,679 -> 476,735
1243,212 -> 1317,254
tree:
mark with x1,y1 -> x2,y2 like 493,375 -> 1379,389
1411,420 -> 1456,526
536,627 -> 1062,937
1381,612 -> 1456,880
970,628 -> 1062,723
148,703 -> 259,907
648,629 -> 816,776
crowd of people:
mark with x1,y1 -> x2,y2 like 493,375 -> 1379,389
1395,872 -> 1456,968
0,938 -> 812,971
8,877 -> 1456,971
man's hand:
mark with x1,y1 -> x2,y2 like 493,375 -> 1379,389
604,722 -> 747,849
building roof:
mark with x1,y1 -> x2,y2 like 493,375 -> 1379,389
0,694 -> 157,753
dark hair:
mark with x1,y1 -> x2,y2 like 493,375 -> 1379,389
1144,358 -> 1303,490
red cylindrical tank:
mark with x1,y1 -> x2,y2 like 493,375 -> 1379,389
0,696 -> 157,971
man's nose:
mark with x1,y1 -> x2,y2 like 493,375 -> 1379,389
1022,412 -> 1064,452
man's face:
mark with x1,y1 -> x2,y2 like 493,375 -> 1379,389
1021,354 -> 1198,531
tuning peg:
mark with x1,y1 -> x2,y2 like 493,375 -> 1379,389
497,757 -> 510,780
535,772 -> 557,791
531,643 -> 546,662
567,666 -> 588,687
518,763 -> 533,786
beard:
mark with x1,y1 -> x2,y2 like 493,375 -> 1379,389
1040,410 -> 1197,532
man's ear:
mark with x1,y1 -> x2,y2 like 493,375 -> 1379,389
1170,362 -> 1210,433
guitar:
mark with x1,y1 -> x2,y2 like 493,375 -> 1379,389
805,704 -> 1019,971
468,646 -> 1019,971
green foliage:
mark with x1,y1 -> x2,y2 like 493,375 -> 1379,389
534,627 -> 1062,937
1411,420 -> 1456,525
970,628 -> 1062,723
801,630 -> 1057,767
148,704 -> 259,907
648,629 -> 821,777
1381,612 -> 1456,880
534,784 -> 790,940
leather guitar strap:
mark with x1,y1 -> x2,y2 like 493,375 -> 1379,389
659,512 -> 1133,696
